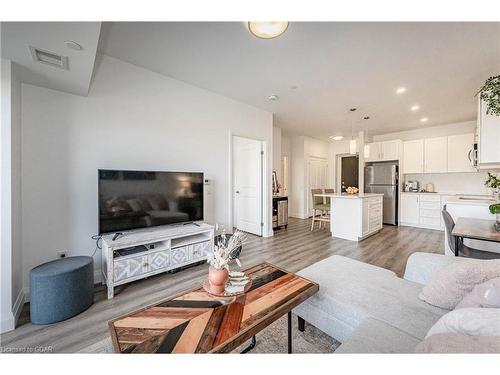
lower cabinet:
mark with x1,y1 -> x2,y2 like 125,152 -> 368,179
401,193 -> 442,230
362,196 -> 383,236
112,241 -> 212,284
114,255 -> 149,282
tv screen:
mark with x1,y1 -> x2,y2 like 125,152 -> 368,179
98,169 -> 204,234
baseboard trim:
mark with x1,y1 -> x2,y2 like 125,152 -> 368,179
1,314 -> 15,333
289,213 -> 308,220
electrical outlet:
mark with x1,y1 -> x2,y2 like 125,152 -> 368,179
57,251 -> 67,259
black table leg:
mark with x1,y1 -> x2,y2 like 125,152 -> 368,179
241,336 -> 256,353
288,311 -> 292,354
298,316 -> 305,332
455,236 -> 460,256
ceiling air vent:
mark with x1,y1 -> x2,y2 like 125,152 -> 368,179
29,46 -> 69,70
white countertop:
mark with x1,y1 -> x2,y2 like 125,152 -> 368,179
314,193 -> 384,199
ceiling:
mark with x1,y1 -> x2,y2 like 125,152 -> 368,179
99,22 -> 500,138
1,22 -> 101,96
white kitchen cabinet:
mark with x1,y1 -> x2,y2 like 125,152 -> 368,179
401,194 -> 420,224
366,140 -> 401,162
424,137 -> 447,173
403,139 -> 424,174
401,193 -> 442,230
447,133 -> 475,173
478,99 -> 500,167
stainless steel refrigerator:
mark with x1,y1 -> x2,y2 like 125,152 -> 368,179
364,163 -> 398,225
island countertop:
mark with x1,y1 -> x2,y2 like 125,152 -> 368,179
313,193 -> 384,199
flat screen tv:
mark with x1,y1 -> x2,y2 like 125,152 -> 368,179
98,169 -> 204,234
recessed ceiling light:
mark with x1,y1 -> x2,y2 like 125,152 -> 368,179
268,94 -> 279,101
247,22 -> 289,39
396,87 -> 407,94
411,105 -> 420,111
330,136 -> 344,141
420,117 -> 429,123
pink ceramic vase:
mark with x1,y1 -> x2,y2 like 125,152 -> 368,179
209,267 -> 229,294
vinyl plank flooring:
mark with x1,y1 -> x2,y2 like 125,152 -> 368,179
0,218 -> 444,353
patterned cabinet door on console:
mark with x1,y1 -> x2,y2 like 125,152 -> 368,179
191,241 -> 211,261
171,246 -> 190,266
114,255 -> 149,282
148,250 -> 170,272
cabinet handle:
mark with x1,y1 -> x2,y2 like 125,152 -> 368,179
144,263 -> 149,267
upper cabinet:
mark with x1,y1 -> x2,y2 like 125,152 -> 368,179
403,139 -> 424,174
403,133 -> 475,174
478,99 -> 500,167
424,137 -> 447,173
447,133 -> 475,173
365,140 -> 402,162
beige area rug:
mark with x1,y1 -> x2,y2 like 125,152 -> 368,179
79,314 -> 341,354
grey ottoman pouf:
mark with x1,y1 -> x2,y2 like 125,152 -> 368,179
30,256 -> 94,324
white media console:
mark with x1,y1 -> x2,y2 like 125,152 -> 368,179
101,222 -> 214,299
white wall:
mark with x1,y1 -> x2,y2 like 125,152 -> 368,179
272,126 -> 282,183
1,59 -> 23,333
373,121 -> 476,142
21,54 -> 273,292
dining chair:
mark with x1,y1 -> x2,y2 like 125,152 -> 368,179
311,188 -> 330,231
442,207 -> 499,259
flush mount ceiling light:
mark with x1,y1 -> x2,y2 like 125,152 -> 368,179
268,94 -> 279,101
420,117 -> 429,123
396,87 -> 407,94
411,105 -> 420,111
330,136 -> 344,141
248,22 -> 289,39
64,40 -> 83,51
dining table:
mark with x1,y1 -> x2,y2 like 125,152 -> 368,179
451,217 -> 500,257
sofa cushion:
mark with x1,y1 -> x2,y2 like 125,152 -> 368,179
415,333 -> 500,353
294,255 -> 448,341
426,308 -> 500,338
419,259 -> 500,310
335,318 -> 421,353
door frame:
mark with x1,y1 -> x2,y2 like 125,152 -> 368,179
228,133 -> 271,237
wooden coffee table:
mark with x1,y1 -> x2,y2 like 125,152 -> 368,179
108,262 -> 319,353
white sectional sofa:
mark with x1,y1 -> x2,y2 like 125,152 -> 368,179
293,252 -> 469,353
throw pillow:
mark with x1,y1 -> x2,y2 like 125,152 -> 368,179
415,333 -> 500,353
425,308 -> 500,338
419,259 -> 500,309
456,277 -> 500,309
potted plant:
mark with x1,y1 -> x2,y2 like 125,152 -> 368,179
485,172 -> 500,200
477,75 -> 500,116
490,203 -> 500,231
206,226 -> 246,294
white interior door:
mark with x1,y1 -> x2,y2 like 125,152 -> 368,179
307,157 -> 328,216
233,136 -> 263,236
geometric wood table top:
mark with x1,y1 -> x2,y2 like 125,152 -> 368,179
108,262 -> 319,353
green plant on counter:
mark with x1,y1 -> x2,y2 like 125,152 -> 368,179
490,203 -> 500,215
477,75 -> 500,116
484,172 -> 500,189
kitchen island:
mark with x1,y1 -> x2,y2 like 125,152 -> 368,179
315,193 -> 384,241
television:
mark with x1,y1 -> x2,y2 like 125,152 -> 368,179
98,169 -> 204,234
